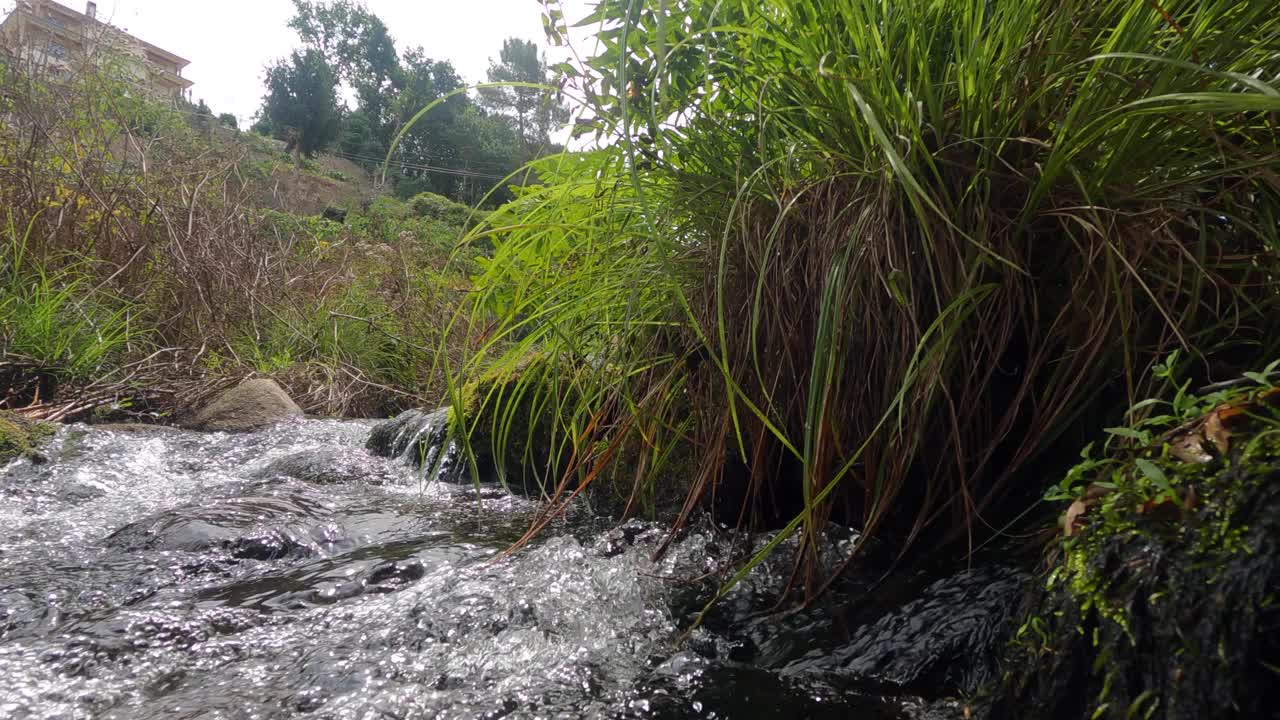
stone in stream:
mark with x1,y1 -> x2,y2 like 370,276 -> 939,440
366,407 -> 463,482
254,447 -> 400,486
783,565 -> 1027,697
105,493 -> 346,560
182,379 -> 303,432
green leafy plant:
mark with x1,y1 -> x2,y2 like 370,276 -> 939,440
411,0 -> 1280,605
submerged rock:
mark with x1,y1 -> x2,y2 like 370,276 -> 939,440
255,447 -> 389,485
105,493 -> 345,560
183,379 -> 303,432
784,566 -> 1025,696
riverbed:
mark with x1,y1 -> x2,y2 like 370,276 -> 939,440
0,419 -> 1006,719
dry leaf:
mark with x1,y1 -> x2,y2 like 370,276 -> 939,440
1203,410 -> 1231,454
1063,499 -> 1091,536
1170,431 -> 1213,464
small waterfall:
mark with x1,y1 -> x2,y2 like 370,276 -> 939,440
365,407 -> 463,482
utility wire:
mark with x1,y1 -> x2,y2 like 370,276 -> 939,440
328,150 -> 508,181
331,148 -> 512,178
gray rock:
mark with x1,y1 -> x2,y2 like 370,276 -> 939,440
90,423 -> 172,435
105,493 -> 343,560
254,448 -> 396,485
183,379 -> 303,432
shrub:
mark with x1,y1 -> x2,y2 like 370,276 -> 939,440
410,192 -> 474,227
450,0 -> 1280,597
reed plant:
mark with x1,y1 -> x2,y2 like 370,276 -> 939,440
432,0 -> 1280,599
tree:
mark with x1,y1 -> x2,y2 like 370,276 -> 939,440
257,49 -> 341,162
388,51 -> 467,163
192,98 -> 213,134
217,113 -> 238,130
478,38 -> 570,160
289,0 -> 399,142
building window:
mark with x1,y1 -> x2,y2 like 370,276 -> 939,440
45,14 -> 67,29
47,41 -> 69,60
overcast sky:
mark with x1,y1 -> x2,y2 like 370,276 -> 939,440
4,0 -> 593,126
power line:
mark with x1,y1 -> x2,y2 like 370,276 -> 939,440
328,150 -> 509,181
333,148 -> 514,176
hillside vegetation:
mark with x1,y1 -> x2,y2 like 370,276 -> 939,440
0,60 -> 487,419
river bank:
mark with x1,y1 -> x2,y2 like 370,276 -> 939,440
5,366 -> 1277,718
1,413 -> 1011,719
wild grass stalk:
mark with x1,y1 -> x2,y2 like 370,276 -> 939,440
418,0 -> 1280,601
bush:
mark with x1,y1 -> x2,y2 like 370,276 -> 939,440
456,0 -> 1280,596
410,192 -> 474,227
0,216 -> 137,383
0,61 -> 482,418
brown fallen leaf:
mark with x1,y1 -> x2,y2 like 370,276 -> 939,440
1063,498 -> 1091,536
1169,430 -> 1213,464
1203,409 -> 1231,455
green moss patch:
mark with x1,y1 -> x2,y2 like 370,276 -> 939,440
0,410 -> 56,464
995,376 -> 1280,720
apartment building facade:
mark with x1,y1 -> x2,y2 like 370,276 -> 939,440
0,0 -> 193,100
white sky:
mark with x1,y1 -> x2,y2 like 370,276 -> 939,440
3,0 -> 594,126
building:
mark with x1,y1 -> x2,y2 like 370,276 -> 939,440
0,0 -> 192,100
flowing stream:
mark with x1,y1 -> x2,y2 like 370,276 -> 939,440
0,418 -> 1016,719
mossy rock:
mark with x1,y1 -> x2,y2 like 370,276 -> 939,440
994,392 -> 1280,720
453,352 -> 698,517
0,410 -> 56,464
454,352 -> 585,497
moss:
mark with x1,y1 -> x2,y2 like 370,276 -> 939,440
454,352 -> 585,496
452,351 -> 695,509
995,383 -> 1280,720
0,410 -> 56,464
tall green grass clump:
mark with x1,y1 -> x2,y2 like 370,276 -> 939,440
434,0 -> 1280,593
0,215 -> 138,385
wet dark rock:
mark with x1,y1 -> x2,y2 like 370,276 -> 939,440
992,443 -> 1280,720
366,407 -> 463,482
364,558 -> 426,587
367,408 -> 448,459
182,379 -> 303,432
105,493 -> 342,560
783,566 -> 1026,697
254,448 -> 390,485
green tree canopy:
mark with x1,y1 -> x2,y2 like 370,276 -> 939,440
258,49 -> 341,159
289,0 -> 399,138
479,38 -> 569,159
